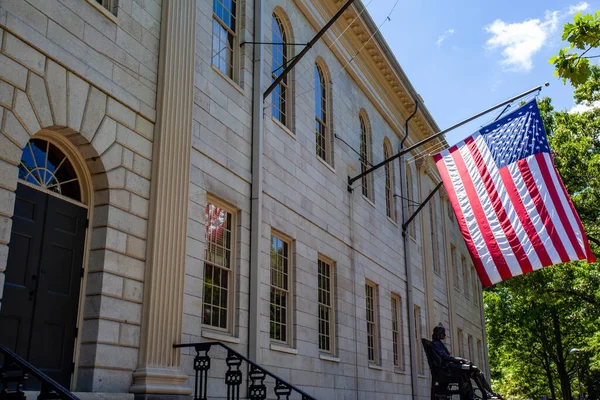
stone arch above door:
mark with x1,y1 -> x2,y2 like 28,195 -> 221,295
0,41 -> 155,391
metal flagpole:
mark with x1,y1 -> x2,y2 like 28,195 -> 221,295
347,83 -> 549,191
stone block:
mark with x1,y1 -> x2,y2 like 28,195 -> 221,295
106,168 -> 125,188
81,318 -> 120,344
46,20 -> 114,80
0,216 -> 13,244
46,60 -> 68,126
67,72 -> 90,132
98,142 -> 123,172
0,133 -> 21,165
0,243 -> 8,272
118,323 -> 140,347
126,234 -> 146,259
116,123 -> 152,159
134,115 -> 153,141
94,343 -> 138,370
129,194 -> 149,219
81,88 -> 107,142
27,73 -> 53,128
0,81 -> 14,109
27,0 -> 85,38
0,159 -> 18,192
13,90 -> 41,135
88,367 -> 134,393
112,65 -> 156,108
0,54 -> 27,90
123,278 -> 143,302
86,270 -> 123,297
106,227 -> 128,253
132,154 -> 151,179
107,98 -> 136,129
4,33 -> 46,74
2,111 -> 29,149
1,0 -> 48,36
122,148 -> 134,169
124,170 -> 150,198
88,249 -> 145,281
105,206 -> 147,239
91,117 -> 117,156
98,295 -> 142,324
108,189 -> 131,210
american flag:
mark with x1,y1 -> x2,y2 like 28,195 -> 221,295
434,99 -> 595,287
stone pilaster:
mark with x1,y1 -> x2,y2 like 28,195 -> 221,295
130,0 -> 196,395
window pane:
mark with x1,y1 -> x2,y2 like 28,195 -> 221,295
202,203 -> 233,330
270,234 -> 290,342
318,259 -> 333,352
272,15 -> 288,125
212,0 -> 236,78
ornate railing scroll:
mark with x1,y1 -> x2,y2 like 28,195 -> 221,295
173,342 -> 317,400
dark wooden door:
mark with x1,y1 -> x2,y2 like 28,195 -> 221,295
0,183 -> 87,388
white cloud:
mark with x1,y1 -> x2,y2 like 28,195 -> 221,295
436,29 -> 455,47
485,11 -> 559,71
570,100 -> 600,113
569,2 -> 589,14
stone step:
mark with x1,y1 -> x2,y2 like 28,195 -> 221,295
25,391 -> 134,400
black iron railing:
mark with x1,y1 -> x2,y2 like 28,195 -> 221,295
0,344 -> 78,400
174,342 -> 317,400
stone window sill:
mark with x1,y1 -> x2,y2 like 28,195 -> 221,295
368,363 -> 383,370
201,329 -> 241,344
272,117 -> 296,139
319,354 -> 340,363
270,343 -> 298,355
211,65 -> 245,96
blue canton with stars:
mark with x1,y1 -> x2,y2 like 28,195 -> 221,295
479,99 -> 550,169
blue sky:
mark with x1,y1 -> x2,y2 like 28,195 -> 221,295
365,0 -> 599,146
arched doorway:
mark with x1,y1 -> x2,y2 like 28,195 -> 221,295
0,136 -> 89,388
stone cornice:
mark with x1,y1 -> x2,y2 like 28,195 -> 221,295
294,0 -> 444,147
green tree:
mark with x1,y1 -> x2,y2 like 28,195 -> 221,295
485,81 -> 600,399
550,11 -> 600,87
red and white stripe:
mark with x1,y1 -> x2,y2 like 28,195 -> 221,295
434,133 -> 594,287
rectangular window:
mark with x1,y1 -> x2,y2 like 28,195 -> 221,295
451,246 -> 459,290
391,295 -> 403,368
461,255 -> 469,297
95,0 -> 117,15
468,334 -> 474,362
457,328 -> 464,358
477,339 -> 483,366
203,201 -> 234,331
365,282 -> 379,362
318,257 -> 334,353
212,0 -> 237,79
430,198 -> 440,274
270,233 -> 291,343
414,305 -> 424,374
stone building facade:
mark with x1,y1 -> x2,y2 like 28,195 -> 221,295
0,0 -> 488,399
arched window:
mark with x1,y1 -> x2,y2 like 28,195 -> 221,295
212,0 -> 238,80
384,139 -> 396,220
359,113 -> 373,200
19,138 -> 82,202
272,14 -> 291,127
315,63 -> 332,164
